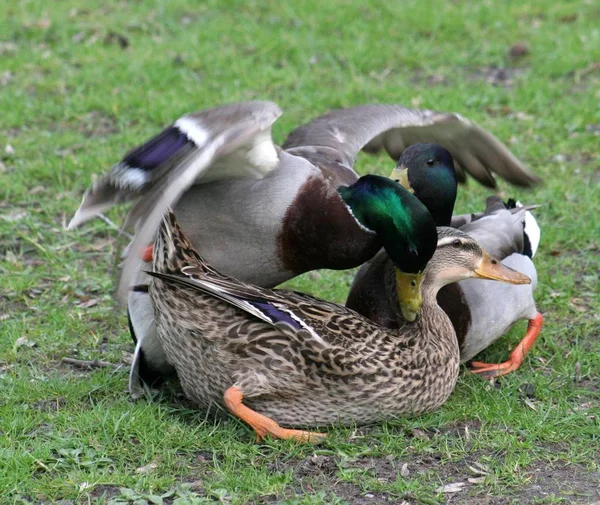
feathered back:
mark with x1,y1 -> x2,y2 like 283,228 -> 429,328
506,199 -> 541,258
459,196 -> 539,261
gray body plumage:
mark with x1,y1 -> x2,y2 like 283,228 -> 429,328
455,201 -> 539,361
459,253 -> 538,362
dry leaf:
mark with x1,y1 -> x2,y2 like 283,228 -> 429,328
569,297 -> 588,312
0,42 -> 18,55
508,41 -> 530,60
14,336 -> 37,350
1,211 -> 27,222
104,31 -> 129,49
36,18 -> 52,29
467,462 -> 489,475
468,476 -> 486,484
410,428 -> 430,440
77,298 -> 99,308
574,362 -> 582,382
436,481 -> 467,493
524,398 -> 538,411
400,462 -> 410,478
559,13 -> 577,23
136,461 -> 158,474
411,96 -> 423,108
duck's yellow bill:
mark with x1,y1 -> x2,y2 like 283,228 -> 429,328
474,251 -> 531,285
395,270 -> 423,322
389,165 -> 413,193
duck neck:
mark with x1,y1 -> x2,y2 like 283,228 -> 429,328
385,262 -> 455,338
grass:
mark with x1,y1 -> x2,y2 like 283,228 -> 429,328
1,0 -> 599,503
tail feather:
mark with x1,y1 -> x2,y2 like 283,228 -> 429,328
458,197 -> 540,260
514,200 -> 541,258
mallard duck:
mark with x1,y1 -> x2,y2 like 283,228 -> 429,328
346,144 -> 543,378
146,209 -> 530,442
68,101 -> 539,391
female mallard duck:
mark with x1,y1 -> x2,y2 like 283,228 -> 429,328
68,101 -> 539,390
347,144 -> 543,378
146,208 -> 530,442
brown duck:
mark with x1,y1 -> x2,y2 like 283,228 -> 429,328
146,207 -> 530,442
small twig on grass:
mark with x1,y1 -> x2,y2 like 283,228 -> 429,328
62,357 -> 123,370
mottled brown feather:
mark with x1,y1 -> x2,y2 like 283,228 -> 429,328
149,213 -> 464,428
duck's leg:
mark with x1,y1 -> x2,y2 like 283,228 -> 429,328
223,386 -> 326,443
469,312 -> 544,379
142,245 -> 154,262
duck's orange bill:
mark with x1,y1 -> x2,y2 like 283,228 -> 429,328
474,251 -> 531,285
142,245 -> 154,263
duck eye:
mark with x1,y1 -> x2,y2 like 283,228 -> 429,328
410,280 -> 417,288
426,158 -> 435,166
452,239 -> 461,246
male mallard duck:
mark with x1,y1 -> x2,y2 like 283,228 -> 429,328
68,101 -> 539,390
346,144 -> 543,378
146,209 -> 530,442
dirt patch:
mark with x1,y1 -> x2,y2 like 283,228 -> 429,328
31,397 -> 66,412
258,451 -> 600,504
467,66 -> 529,88
410,68 -> 451,87
78,110 -> 119,137
88,484 -> 121,500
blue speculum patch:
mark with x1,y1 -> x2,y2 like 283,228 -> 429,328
123,126 -> 190,171
248,300 -> 302,329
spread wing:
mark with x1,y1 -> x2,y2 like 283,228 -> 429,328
68,101 -> 282,230
283,105 -> 539,188
68,102 -> 282,301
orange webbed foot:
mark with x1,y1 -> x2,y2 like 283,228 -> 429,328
224,386 -> 326,444
469,312 -> 544,379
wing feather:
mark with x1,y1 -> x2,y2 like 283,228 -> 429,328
68,101 -> 282,230
284,105 -> 539,187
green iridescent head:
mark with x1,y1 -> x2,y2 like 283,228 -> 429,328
390,143 -> 458,226
337,175 -> 437,274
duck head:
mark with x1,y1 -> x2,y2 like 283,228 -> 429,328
389,143 -> 458,227
423,227 -> 531,297
338,175 -> 437,321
